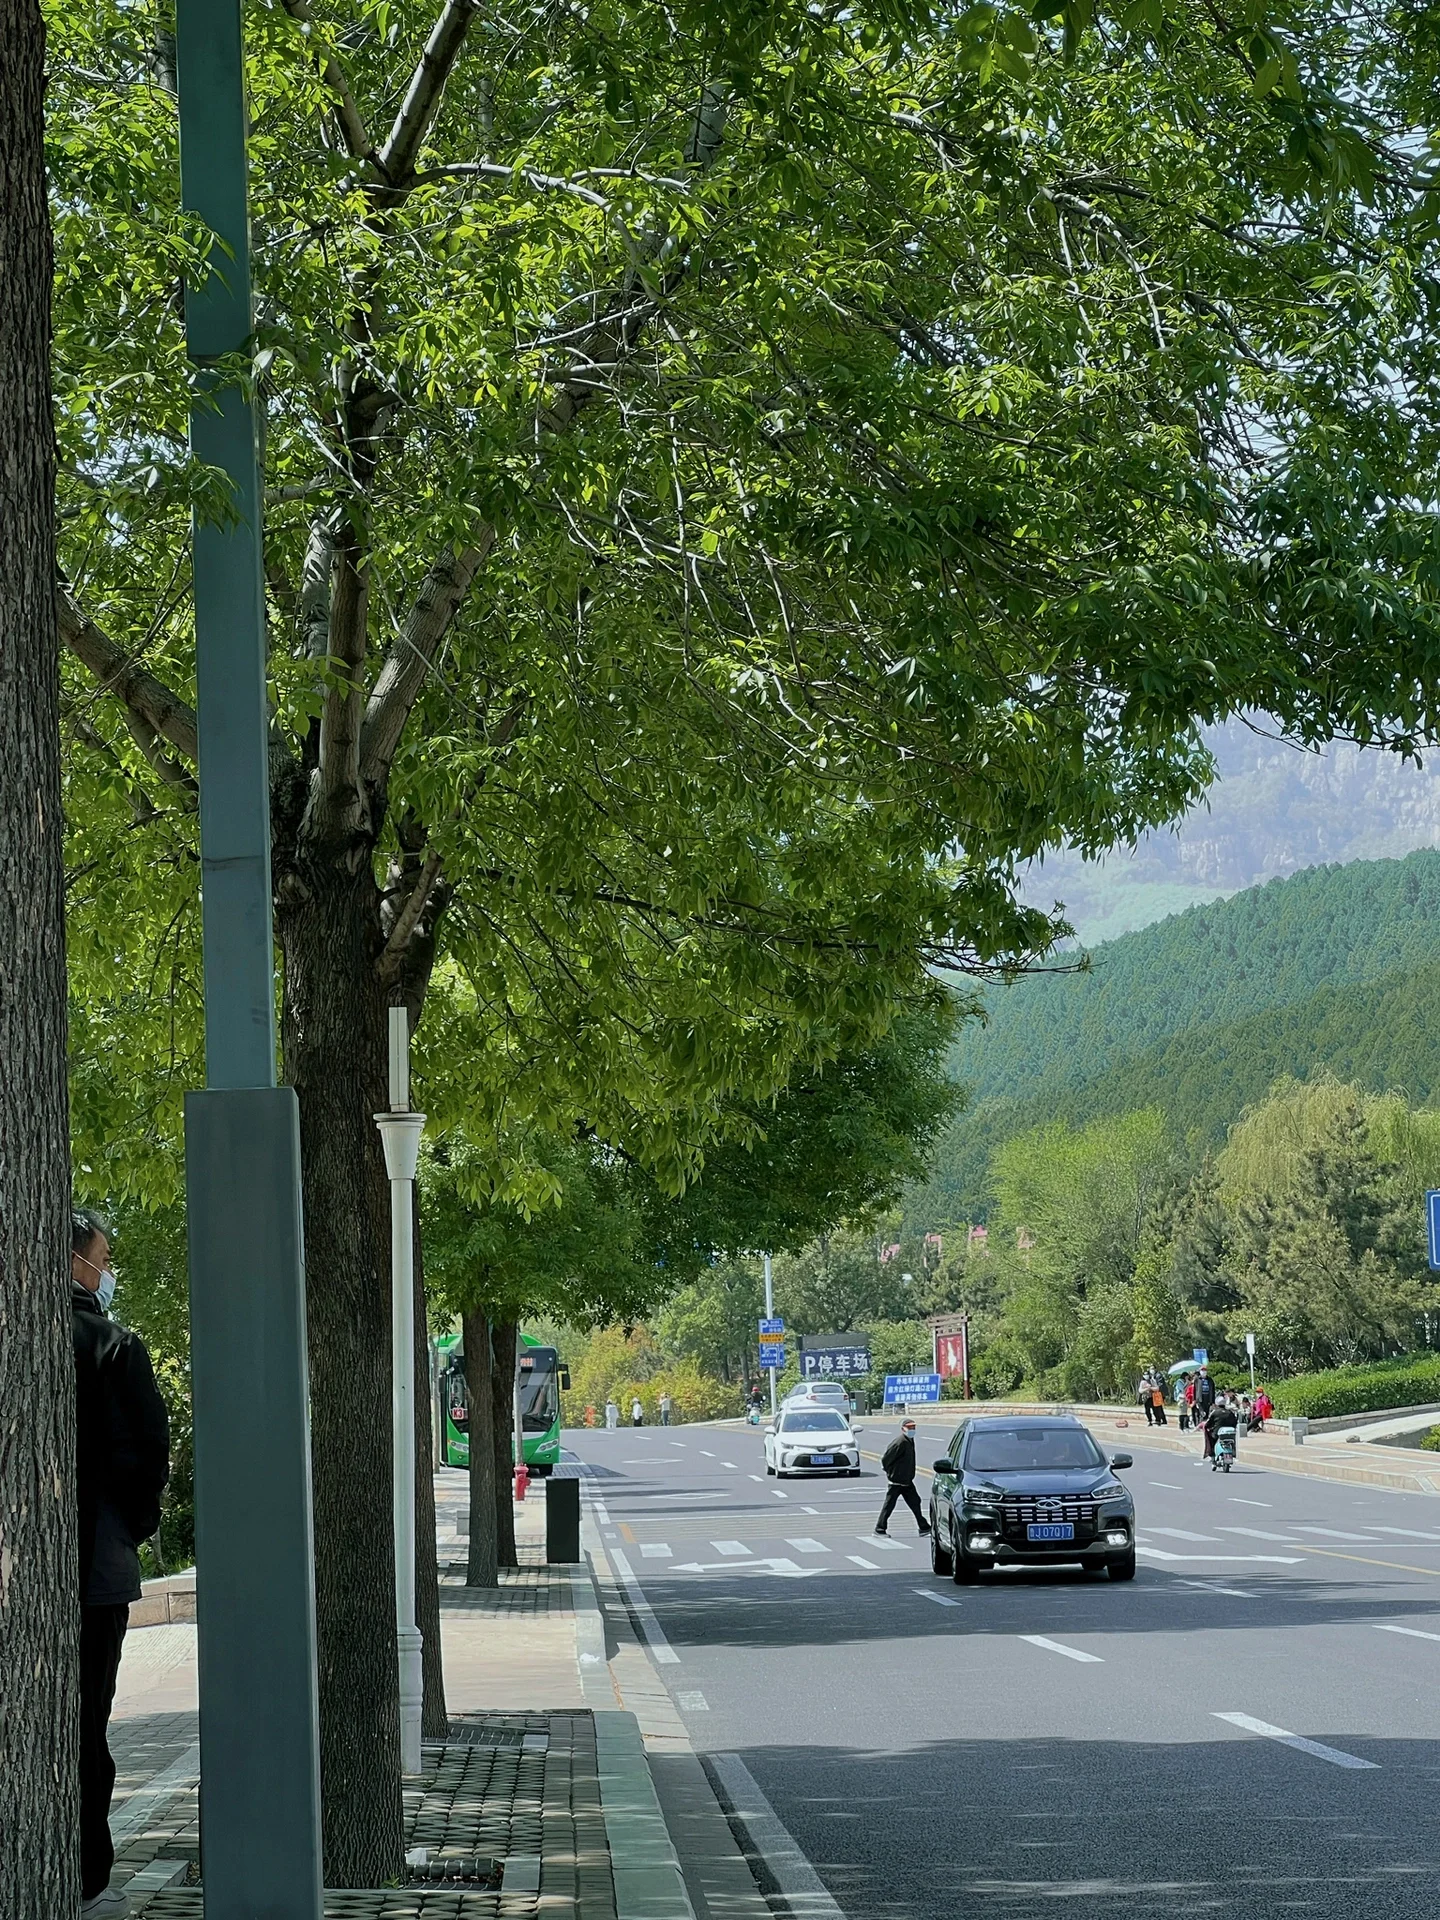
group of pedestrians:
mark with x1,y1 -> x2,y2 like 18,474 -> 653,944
1167,1365 -> 1273,1457
600,1392 -> 673,1428
1135,1367 -> 1169,1426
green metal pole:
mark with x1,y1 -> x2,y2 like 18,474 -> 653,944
173,2 -> 324,1912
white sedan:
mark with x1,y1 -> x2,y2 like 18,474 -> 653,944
764,1407 -> 861,1478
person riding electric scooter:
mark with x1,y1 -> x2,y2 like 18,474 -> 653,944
1205,1396 -> 1239,1472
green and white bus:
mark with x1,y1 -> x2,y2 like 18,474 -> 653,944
435,1330 -> 569,1475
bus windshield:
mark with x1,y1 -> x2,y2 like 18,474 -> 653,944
518,1349 -> 559,1433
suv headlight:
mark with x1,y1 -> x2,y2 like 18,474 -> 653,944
1092,1481 -> 1127,1503
965,1484 -> 1004,1506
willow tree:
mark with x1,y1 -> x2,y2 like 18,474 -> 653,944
52,0 -> 1440,1880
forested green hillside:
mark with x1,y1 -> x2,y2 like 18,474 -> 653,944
921,853 -> 1440,1223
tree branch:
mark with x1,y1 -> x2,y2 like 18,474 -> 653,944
359,532 -> 494,784
377,850 -> 444,984
376,0 -> 482,194
58,585 -> 199,762
277,0 -> 381,173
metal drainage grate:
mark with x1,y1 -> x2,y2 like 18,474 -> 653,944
405,1854 -> 502,1887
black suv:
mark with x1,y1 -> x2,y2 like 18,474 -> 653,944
928,1416 -> 1135,1582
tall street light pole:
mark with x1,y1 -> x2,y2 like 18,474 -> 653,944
174,2 -> 324,1912
375,1010 -> 426,1776
763,1251 -> 777,1420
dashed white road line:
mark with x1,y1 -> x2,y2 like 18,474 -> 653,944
1213,1712 -> 1378,1769
1020,1635 -> 1103,1664
1372,1527 -> 1440,1540
1138,1546 -> 1302,1564
1217,1527 -> 1300,1543
787,1539 -> 828,1554
640,1543 -> 672,1559
773,1490 -> 789,1500
1375,1623 -> 1440,1644
749,1474 -> 765,1483
1149,1482 -> 1183,1491
712,1540 -> 752,1556
801,1507 -> 820,1515
1231,1498 -> 1272,1507
1292,1527 -> 1374,1542
1149,1527 -> 1219,1542
847,1554 -> 878,1569
863,1536 -> 911,1552
722,1460 -> 738,1469
914,1588 -> 961,1609
676,1690 -> 710,1711
609,1550 -> 680,1666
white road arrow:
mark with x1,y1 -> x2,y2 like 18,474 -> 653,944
670,1556 -> 822,1577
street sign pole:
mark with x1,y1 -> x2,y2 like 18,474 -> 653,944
764,1251 -> 776,1418
175,3 -> 323,1912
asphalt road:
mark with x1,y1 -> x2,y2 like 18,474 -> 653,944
566,1414 -> 1440,1919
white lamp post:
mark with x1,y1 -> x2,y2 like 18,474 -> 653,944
375,1007 -> 426,1776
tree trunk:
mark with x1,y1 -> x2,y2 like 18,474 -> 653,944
0,6 -> 80,1908
462,1310 -> 497,1588
277,852 -> 403,1887
412,1223 -> 446,1738
491,1318 -> 518,1569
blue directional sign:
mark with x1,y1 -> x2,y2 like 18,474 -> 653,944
1428,1191 -> 1440,1271
802,1347 -> 870,1380
1192,1348 -> 1208,1366
883,1372 -> 941,1405
759,1345 -> 786,1369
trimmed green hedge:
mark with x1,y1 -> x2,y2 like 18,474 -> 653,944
1269,1355 -> 1440,1421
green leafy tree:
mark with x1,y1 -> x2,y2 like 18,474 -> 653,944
51,0 -> 1440,1873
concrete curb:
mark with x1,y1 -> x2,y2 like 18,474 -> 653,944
568,1556 -> 613,1707
593,1709 -> 697,1920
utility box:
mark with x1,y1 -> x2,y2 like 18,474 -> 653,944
546,1474 -> 581,1563
1290,1417 -> 1309,1446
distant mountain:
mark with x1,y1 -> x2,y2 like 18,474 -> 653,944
911,851 -> 1440,1225
1022,721 -> 1440,943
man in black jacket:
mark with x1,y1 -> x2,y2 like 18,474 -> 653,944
874,1417 -> 931,1537
71,1208 -> 170,1917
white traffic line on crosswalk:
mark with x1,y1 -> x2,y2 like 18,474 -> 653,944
1217,1527 -> 1300,1542
1375,1623 -> 1440,1644
801,1506 -> 820,1514
787,1539 -> 828,1553
863,1536 -> 911,1551
722,1461 -> 738,1469
1293,1527 -> 1374,1542
1020,1635 -> 1103,1664
848,1554 -> 878,1569
1371,1527 -> 1440,1540
608,1550 -> 680,1666
749,1474 -> 765,1483
708,1753 -> 845,1919
1213,1712 -> 1378,1769
712,1540 -> 752,1556
1138,1546 -> 1302,1563
677,1690 -> 710,1711
1149,1528 -> 1219,1542
640,1543 -> 672,1559
914,1588 -> 961,1609
773,1489 -> 789,1499
1177,1578 -> 1253,1598
1149,1482 -> 1183,1490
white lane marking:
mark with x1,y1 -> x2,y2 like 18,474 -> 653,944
1217,1527 -> 1301,1543
1371,1528 -> 1440,1540
1178,1579 -> 1253,1598
1293,1527 -> 1374,1541
722,1461 -> 738,1469
609,1550 -> 680,1665
863,1536 -> 911,1551
640,1543 -> 672,1559
712,1541 -> 752,1556
591,1498 -> 611,1525
669,1442 -> 686,1449
914,1588 -> 962,1608
1375,1623 -> 1440,1644
1149,1527 -> 1219,1542
676,1690 -> 710,1711
749,1474 -> 765,1483
1020,1635 -> 1103,1664
802,1507 -> 820,1515
708,1753 -> 845,1919
1231,1498 -> 1272,1507
1149,1482 -> 1183,1490
848,1555 -> 878,1569
773,1490 -> 789,1500
1137,1546 -> 1302,1563
1213,1712 -> 1378,1770
787,1539 -> 828,1554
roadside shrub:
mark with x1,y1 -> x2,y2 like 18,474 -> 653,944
1269,1354 -> 1440,1420
971,1342 -> 1025,1399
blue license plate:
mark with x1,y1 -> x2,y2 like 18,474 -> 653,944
1027,1522 -> 1074,1542
811,1454 -> 834,1465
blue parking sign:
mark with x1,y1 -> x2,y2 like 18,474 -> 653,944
1428,1192 -> 1440,1272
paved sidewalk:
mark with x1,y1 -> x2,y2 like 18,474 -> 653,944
102,1468 -> 701,1919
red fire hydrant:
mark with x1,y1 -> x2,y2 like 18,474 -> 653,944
514,1463 -> 530,1502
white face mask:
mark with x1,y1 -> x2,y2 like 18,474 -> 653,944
96,1268 -> 117,1312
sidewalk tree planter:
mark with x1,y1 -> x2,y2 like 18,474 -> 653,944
49,0 -> 1440,1886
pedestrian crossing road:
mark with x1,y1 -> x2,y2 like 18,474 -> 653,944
566,1415 -> 1440,1920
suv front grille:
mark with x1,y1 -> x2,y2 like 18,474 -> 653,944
999,1497 -> 1099,1540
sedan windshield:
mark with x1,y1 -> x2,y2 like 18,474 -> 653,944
780,1411 -> 849,1433
965,1427 -> 1103,1472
